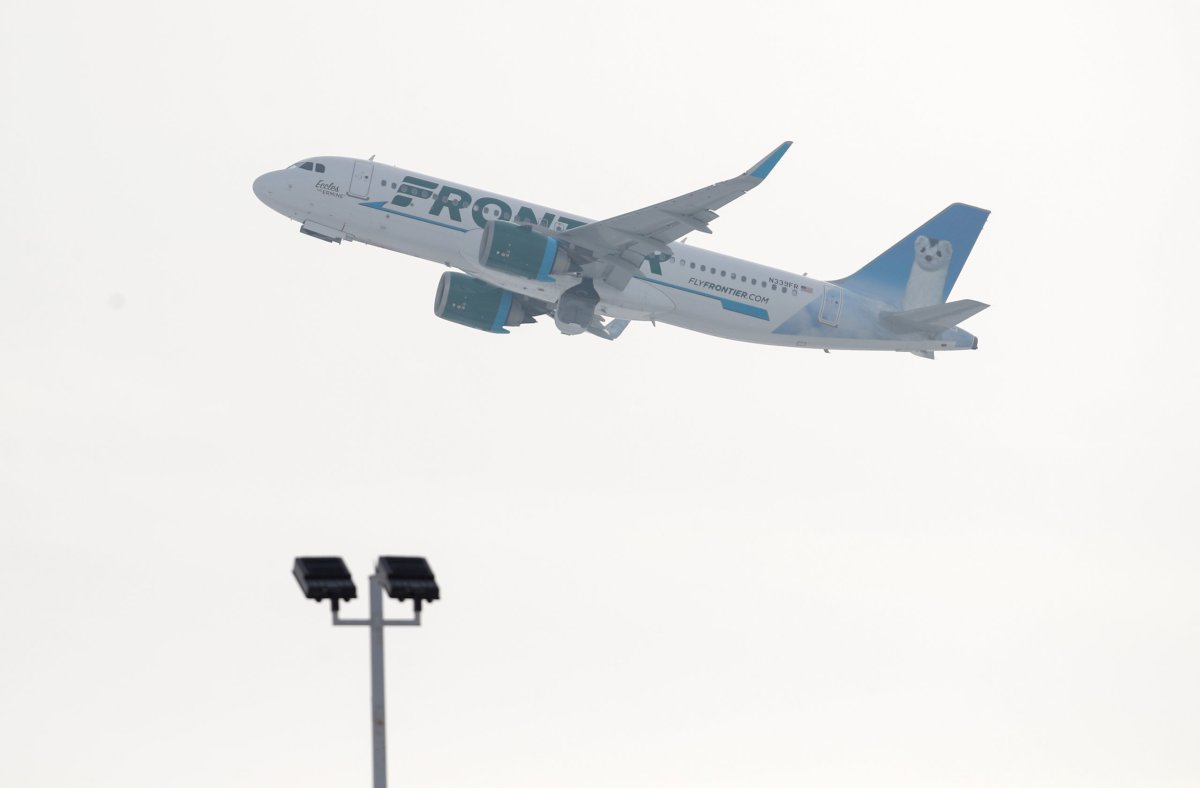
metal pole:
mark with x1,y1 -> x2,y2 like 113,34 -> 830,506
369,573 -> 387,788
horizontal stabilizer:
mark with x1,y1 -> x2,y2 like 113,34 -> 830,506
881,299 -> 989,334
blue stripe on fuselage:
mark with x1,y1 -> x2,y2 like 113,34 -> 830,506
358,201 -> 470,233
634,275 -> 769,320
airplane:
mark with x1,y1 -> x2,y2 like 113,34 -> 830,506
252,142 -> 990,358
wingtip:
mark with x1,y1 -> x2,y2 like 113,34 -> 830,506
746,140 -> 793,180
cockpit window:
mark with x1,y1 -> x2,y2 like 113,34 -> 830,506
314,163 -> 325,173
292,161 -> 326,173
299,162 -> 314,171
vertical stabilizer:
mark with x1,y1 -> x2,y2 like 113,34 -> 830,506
834,203 -> 990,308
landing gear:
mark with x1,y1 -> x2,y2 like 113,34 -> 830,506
554,279 -> 600,335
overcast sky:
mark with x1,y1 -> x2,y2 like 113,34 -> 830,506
2,1 -> 1198,786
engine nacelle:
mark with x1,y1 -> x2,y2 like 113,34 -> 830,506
434,272 -> 527,334
479,220 -> 570,281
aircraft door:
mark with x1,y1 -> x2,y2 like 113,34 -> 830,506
348,160 -> 374,199
819,285 -> 843,327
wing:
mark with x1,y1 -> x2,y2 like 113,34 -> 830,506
556,141 -> 793,289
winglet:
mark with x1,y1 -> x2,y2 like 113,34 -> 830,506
745,141 -> 793,180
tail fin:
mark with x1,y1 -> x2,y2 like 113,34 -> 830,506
834,203 -> 990,309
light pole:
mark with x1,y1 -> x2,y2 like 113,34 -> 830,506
293,556 -> 440,788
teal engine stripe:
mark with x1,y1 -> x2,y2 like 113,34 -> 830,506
535,237 -> 559,281
636,276 -> 770,320
491,292 -> 513,333
358,201 -> 469,233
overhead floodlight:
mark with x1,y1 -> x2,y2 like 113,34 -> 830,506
293,554 -> 436,788
376,556 -> 440,604
293,556 -> 357,602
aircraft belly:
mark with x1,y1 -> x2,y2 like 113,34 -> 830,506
654,286 -> 931,350
344,208 -> 456,262
652,284 -> 769,337
595,280 -> 675,319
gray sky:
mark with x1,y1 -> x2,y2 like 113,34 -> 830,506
2,1 -> 1198,786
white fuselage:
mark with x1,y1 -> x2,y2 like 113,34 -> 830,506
252,156 -> 978,353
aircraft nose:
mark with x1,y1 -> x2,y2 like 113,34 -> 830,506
252,172 -> 274,204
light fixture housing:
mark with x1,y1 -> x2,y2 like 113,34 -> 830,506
293,556 -> 357,601
376,556 -> 439,603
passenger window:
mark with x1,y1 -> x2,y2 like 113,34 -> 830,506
690,262 -> 696,269
741,276 -> 747,283
771,284 -> 778,290
380,179 -> 386,186
720,270 -> 726,277
700,265 -> 706,272
751,279 -> 757,285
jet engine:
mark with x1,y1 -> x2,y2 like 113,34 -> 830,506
433,272 -> 529,333
479,220 -> 570,280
